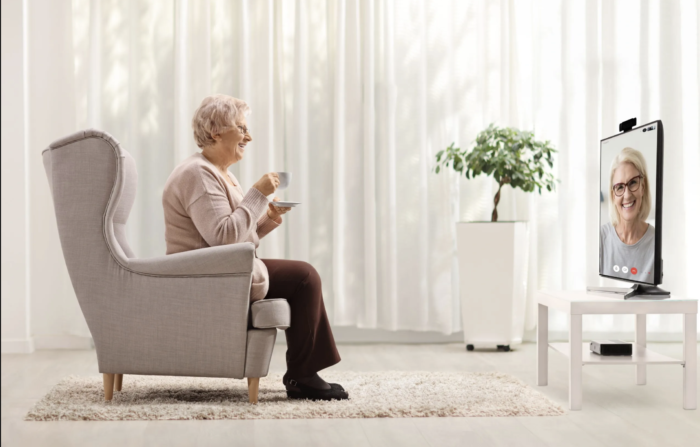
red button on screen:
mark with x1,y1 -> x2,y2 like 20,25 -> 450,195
631,268 -> 638,275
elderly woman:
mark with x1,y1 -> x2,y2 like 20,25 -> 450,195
162,94 -> 347,400
600,147 -> 655,281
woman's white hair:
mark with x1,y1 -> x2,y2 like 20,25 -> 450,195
608,147 -> 652,226
192,94 -> 250,148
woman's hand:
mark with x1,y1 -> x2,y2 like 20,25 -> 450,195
253,172 -> 280,196
268,197 -> 292,220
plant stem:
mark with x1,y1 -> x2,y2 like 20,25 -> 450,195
492,182 -> 503,222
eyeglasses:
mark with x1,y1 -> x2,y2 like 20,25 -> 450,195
612,175 -> 643,197
236,125 -> 250,135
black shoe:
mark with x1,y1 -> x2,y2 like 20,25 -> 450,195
283,372 -> 344,391
285,378 -> 349,401
329,383 -> 345,392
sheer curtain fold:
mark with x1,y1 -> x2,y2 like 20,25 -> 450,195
290,0 -> 310,263
58,0 -> 698,337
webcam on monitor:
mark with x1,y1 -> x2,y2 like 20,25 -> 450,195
587,118 -> 670,300
619,117 -> 636,133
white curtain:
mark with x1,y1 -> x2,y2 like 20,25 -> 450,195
38,0 -> 700,339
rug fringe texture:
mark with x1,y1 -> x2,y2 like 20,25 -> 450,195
25,371 -> 564,421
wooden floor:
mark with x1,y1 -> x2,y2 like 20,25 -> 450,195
2,342 -> 698,447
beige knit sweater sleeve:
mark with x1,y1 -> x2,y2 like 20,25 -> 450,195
186,168 -> 270,247
256,211 -> 283,239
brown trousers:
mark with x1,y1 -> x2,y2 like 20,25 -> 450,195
261,259 -> 341,378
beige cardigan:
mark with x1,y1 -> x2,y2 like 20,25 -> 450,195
162,152 -> 282,301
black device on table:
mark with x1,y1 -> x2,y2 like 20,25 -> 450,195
590,340 -> 633,356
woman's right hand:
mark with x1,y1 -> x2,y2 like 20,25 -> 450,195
252,172 -> 280,196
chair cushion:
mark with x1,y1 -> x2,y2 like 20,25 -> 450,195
251,299 -> 291,329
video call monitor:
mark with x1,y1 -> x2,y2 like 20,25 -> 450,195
599,120 -> 663,286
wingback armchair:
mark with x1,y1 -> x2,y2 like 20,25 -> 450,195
42,129 -> 290,403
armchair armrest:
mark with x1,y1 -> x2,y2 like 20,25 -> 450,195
126,242 -> 255,277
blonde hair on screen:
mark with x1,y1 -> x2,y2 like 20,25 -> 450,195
191,94 -> 250,148
608,147 -> 652,226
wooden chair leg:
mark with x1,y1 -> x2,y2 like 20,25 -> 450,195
103,373 -> 115,401
114,374 -> 123,392
247,377 -> 260,404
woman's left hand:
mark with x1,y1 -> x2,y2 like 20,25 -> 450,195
268,197 -> 292,220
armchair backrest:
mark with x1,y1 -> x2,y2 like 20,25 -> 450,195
43,129 -> 136,269
42,130 -> 140,346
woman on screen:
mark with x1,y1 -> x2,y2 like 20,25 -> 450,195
600,147 -> 655,281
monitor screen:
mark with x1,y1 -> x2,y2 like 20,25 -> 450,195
599,121 -> 663,285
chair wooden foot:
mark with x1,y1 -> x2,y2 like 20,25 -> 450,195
114,374 -> 123,392
247,377 -> 260,404
103,373 -> 115,401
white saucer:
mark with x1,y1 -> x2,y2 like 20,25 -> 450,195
270,201 -> 301,207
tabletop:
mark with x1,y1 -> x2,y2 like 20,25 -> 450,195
537,290 -> 698,315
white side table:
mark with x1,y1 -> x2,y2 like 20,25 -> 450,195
536,290 -> 697,410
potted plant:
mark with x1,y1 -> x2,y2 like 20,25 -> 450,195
435,124 -> 557,351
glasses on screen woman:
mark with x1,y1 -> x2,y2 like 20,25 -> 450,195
612,175 -> 644,197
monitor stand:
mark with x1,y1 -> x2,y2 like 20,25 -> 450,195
623,283 -> 670,300
587,284 -> 671,299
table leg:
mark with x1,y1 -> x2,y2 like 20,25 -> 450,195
570,314 -> 583,410
636,314 -> 647,385
683,313 -> 697,410
537,304 -> 548,386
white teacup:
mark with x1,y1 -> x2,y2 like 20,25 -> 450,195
276,172 -> 291,190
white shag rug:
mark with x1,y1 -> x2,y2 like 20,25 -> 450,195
25,371 -> 563,421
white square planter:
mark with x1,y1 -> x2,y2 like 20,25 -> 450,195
456,222 -> 529,350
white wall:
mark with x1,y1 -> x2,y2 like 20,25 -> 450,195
1,0 -> 91,353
